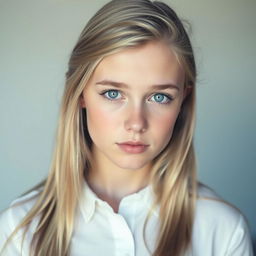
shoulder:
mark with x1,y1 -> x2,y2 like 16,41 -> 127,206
192,182 -> 253,255
196,182 -> 243,224
0,188 -> 41,227
0,189 -> 41,254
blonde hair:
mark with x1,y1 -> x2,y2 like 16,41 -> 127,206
1,0 -> 197,255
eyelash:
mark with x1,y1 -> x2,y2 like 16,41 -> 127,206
99,89 -> 173,105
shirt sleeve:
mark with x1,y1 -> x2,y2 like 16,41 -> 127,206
0,207 -> 22,255
225,214 -> 254,256
0,201 -> 35,255
0,190 -> 41,255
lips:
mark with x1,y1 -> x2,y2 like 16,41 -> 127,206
117,141 -> 149,154
120,141 -> 147,146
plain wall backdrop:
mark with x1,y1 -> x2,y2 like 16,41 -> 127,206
0,0 -> 255,251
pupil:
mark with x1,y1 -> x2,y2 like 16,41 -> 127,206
110,91 -> 117,98
155,94 -> 164,102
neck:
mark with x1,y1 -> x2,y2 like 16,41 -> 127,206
86,148 -> 151,208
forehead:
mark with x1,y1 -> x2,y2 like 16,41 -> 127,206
90,41 -> 185,88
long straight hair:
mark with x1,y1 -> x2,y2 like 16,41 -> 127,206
1,1 -> 197,255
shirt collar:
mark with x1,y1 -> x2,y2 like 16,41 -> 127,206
79,180 -> 157,223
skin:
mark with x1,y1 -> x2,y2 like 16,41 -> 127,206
81,40 -> 187,213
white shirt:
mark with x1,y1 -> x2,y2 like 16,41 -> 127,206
0,182 -> 254,256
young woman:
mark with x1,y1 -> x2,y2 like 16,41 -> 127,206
0,0 -> 253,255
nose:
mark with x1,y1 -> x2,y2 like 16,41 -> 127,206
124,104 -> 148,133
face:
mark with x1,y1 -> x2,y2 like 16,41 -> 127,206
81,41 -> 186,172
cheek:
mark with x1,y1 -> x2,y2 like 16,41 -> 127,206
86,103 -> 119,137
152,109 -> 180,143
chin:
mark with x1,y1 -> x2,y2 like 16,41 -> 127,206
115,159 -> 150,171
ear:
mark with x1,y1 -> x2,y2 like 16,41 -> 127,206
183,85 -> 192,101
80,94 -> 86,108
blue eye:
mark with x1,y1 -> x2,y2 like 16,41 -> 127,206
100,90 -> 172,104
150,93 -> 172,104
102,90 -> 121,100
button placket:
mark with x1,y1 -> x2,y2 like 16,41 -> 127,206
108,212 -> 135,256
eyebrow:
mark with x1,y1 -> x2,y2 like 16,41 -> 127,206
95,79 -> 180,91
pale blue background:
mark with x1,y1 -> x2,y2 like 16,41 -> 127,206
0,0 -> 255,251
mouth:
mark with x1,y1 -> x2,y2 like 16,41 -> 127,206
116,141 -> 149,154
